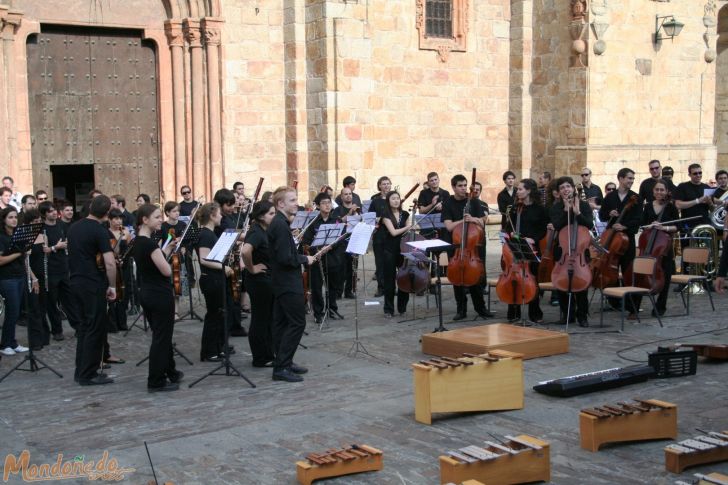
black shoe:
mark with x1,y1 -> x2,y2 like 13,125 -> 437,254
117,325 -> 129,331
242,308 -> 251,314
230,327 -> 248,337
453,312 -> 467,321
478,310 -> 494,319
272,368 -> 304,382
78,374 -> 114,386
223,348 -> 236,355
202,355 -> 223,363
578,319 -> 589,327
329,310 -> 344,320
148,382 -> 180,393
168,371 -> 184,384
16,319 -> 27,327
289,363 -> 308,374
344,293 -> 356,299
31,345 -> 43,351
52,333 -> 65,341
374,291 -> 384,298
314,316 -> 323,324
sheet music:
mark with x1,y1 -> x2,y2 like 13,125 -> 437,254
311,223 -> 344,247
704,188 -> 717,198
346,222 -> 374,255
205,229 -> 239,263
405,239 -> 449,251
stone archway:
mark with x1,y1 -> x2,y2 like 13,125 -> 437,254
0,0 -> 224,201
715,5 -> 728,167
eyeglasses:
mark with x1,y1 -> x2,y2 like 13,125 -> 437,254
181,191 -> 191,195
649,166 -> 661,171
691,172 -> 702,176
605,187 -> 615,192
581,173 -> 590,177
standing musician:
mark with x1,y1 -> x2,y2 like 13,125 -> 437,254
712,170 -> 728,204
638,160 -> 666,203
302,192 -> 345,324
579,167 -> 603,210
550,177 -> 593,326
0,207 -> 30,356
268,186 -> 316,383
599,168 -> 643,318
502,179 -> 547,323
441,174 -> 491,321
24,209 -> 47,350
332,187 -> 360,299
543,179 -> 563,307
67,195 -> 117,386
497,171 -> 517,231
537,171 -> 552,206
417,172 -> 450,238
334,176 -> 362,208
133,204 -> 183,392
241,200 -> 276,367
380,191 -> 413,317
674,163 -> 713,274
472,182 -> 490,214
233,181 -> 252,213
178,185 -> 199,217
368,176 -> 392,298
107,209 -> 131,332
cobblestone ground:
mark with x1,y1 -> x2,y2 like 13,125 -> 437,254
1,246 -> 727,485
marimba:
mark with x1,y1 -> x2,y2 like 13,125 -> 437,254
412,350 -> 523,425
579,398 -> 677,452
665,431 -> 728,473
296,444 -> 383,485
439,434 -> 550,485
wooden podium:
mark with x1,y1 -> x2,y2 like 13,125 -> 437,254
422,324 -> 568,360
412,350 -> 523,425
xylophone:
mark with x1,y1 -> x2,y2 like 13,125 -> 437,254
412,350 -> 523,425
579,398 -> 677,452
296,444 -> 383,485
665,431 -> 728,473
675,472 -> 728,485
439,434 -> 550,485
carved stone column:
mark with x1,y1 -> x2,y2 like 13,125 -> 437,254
183,18 -> 205,197
202,17 -> 223,195
165,20 -> 187,194
1,8 -> 22,177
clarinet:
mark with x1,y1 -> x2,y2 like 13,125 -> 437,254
43,230 -> 49,292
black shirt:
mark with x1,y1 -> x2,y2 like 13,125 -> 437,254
369,195 -> 388,244
302,212 -> 343,266
674,181 -> 710,228
29,242 -> 44,285
382,210 -> 409,254
216,212 -> 240,236
0,232 -> 25,280
68,218 -> 113,288
133,235 -> 173,292
243,223 -> 271,280
505,204 -> 547,243
179,200 -> 199,217
334,193 -> 362,208
161,220 -> 187,240
43,223 -> 69,276
497,187 -> 517,230
599,190 -> 642,236
581,183 -> 604,206
441,196 -> 485,244
268,211 -> 308,296
417,188 -> 450,212
197,227 -> 222,275
638,177 -> 677,203
121,209 -> 135,228
550,200 -> 594,231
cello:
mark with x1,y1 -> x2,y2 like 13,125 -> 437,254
551,194 -> 592,293
537,226 -> 556,283
447,169 -> 486,287
396,200 -> 429,294
590,194 -> 639,289
496,203 -> 538,305
623,195 -> 672,293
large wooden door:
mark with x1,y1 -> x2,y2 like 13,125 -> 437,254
27,25 -> 159,199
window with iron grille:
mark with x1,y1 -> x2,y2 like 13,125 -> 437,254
426,0 -> 453,38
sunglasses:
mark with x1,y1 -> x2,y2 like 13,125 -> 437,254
691,172 -> 702,176
181,191 -> 191,195
605,187 -> 615,192
581,173 -> 590,177
649,166 -> 661,170
37,197 -> 48,201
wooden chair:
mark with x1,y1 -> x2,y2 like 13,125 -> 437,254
426,252 -> 453,310
670,247 -> 716,315
486,277 -> 498,312
600,256 -> 664,331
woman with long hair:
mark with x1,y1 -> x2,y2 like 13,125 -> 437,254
23,209 -> 49,350
0,207 -> 30,355
133,203 -> 182,392
380,190 -> 413,317
369,176 -> 393,298
241,200 -> 276,367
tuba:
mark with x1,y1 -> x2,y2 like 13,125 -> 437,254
710,191 -> 728,230
688,224 -> 719,293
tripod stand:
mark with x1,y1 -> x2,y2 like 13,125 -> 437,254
177,252 -> 203,322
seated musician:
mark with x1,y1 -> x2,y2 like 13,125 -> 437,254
503,179 -> 546,323
441,174 -> 491,321
550,177 -> 593,327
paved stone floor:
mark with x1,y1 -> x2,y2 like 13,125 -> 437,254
1,248 -> 727,485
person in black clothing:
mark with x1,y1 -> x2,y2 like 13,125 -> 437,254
178,185 -> 199,217
133,204 -> 183,392
110,194 -> 135,228
417,172 -> 450,238
22,210 -> 47,350
161,201 -> 189,313
712,169 -> 728,208
132,193 -> 151,222
332,187 -> 360,298
368,176 -> 392,297
67,195 -> 117,385
638,159 -> 664,203
241,200 -> 276,367
674,163 -> 714,273
107,209 -> 130,332
302,192 -> 344,324
334,175 -> 362,208
497,171 -> 517,231
38,201 -> 80,341
550,177 -> 594,326
599,167 -> 643,317
268,186 -> 316,383
579,167 -> 604,210
0,207 -> 30,356
379,191 -> 413,317
502,179 -> 547,322
441,174 -> 491,321
716,219 -> 728,293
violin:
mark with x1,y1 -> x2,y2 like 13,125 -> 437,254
551,195 -> 592,292
168,228 -> 182,296
537,226 -> 556,283
590,194 -> 639,289
396,200 -> 429,294
447,168 -> 486,287
624,196 -> 673,293
496,204 -> 538,305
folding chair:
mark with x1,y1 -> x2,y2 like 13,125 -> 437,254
670,247 -> 716,315
600,256 -> 664,331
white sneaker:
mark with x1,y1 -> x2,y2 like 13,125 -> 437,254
13,345 -> 29,353
1,347 -> 16,356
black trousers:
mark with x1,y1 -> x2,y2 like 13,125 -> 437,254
272,292 -> 306,372
559,289 -> 589,322
44,275 -> 80,334
26,288 -> 48,348
246,275 -> 275,366
453,284 -> 486,315
141,288 -> 178,388
199,272 -> 230,360
343,253 -> 356,296
381,249 -> 409,315
71,285 -> 108,381
372,242 -> 385,292
310,257 -> 341,318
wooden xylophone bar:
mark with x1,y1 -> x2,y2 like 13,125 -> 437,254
417,352 -> 501,370
665,430 -> 728,473
296,444 -> 383,485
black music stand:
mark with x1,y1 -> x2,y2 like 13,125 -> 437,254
189,230 -> 255,389
176,226 -> 203,322
504,235 -> 540,327
291,210 -> 320,230
415,213 -> 445,239
0,223 -> 63,384
415,240 -> 452,333
310,223 -> 344,330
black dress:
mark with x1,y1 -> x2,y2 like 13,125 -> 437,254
381,210 -> 410,316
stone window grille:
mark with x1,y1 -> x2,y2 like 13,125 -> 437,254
416,0 -> 468,61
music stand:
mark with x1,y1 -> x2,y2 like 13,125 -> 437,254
291,210 -> 320,230
406,239 -> 452,333
504,235 -> 540,326
310,223 -> 344,330
0,223 -> 63,384
189,230 -> 255,388
175,226 -> 203,322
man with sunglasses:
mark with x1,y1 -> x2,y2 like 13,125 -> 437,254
638,159 -> 665,203
579,167 -> 603,210
178,185 -> 199,217
674,163 -> 713,229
